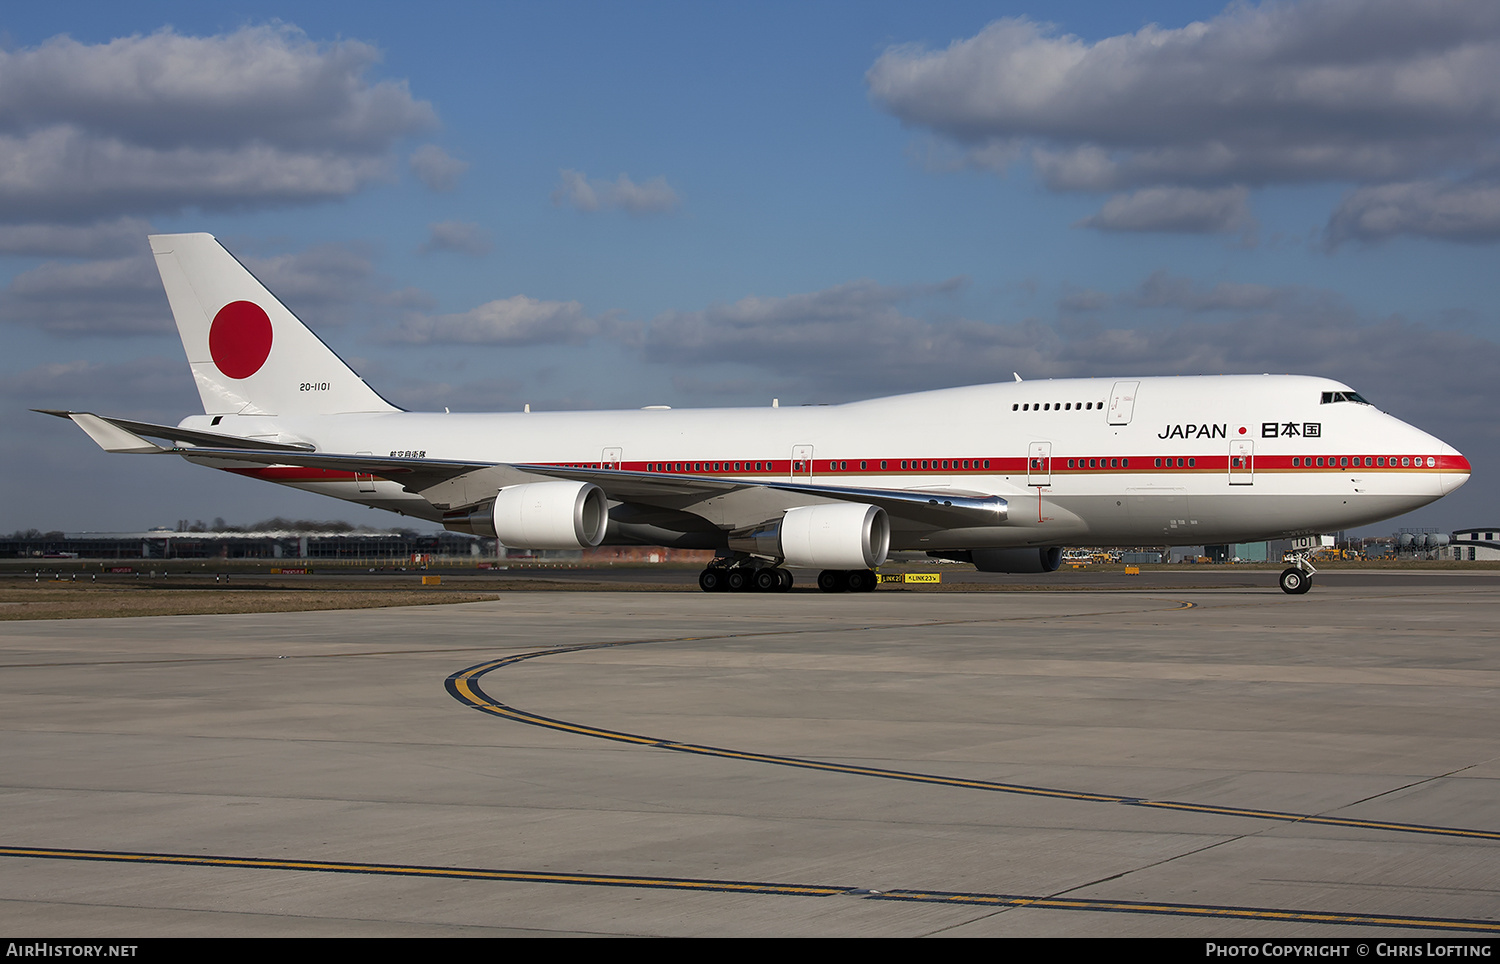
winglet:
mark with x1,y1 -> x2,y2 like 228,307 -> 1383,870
59,412 -> 169,454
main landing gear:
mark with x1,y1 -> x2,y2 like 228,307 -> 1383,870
698,564 -> 793,593
696,561 -> 880,593
816,569 -> 878,593
1278,548 -> 1317,595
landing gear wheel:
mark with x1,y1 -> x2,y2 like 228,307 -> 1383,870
845,569 -> 877,592
774,568 -> 793,592
726,569 -> 749,592
1279,567 -> 1312,594
817,570 -> 843,593
753,568 -> 780,592
698,568 -> 725,593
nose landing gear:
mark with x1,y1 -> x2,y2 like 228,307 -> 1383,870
1278,548 -> 1317,594
1278,567 -> 1312,594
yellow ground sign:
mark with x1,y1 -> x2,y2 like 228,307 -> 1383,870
878,572 -> 941,584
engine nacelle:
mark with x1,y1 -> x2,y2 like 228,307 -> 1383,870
730,503 -> 889,569
929,547 -> 1063,573
444,480 -> 608,549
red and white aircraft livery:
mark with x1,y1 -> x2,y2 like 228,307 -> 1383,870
46,233 -> 1470,594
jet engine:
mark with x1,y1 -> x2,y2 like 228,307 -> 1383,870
729,503 -> 889,569
443,480 -> 608,549
929,547 -> 1063,573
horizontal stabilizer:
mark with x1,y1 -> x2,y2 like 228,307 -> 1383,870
58,412 -> 168,454
35,410 -> 316,452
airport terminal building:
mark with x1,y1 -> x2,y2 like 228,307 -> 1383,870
1437,528 -> 1500,561
2,528 -> 494,562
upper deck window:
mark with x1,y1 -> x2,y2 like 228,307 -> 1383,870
1321,391 -> 1371,405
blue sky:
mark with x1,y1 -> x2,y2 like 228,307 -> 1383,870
4,0 -> 1498,534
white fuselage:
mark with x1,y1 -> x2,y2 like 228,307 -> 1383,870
179,374 -> 1467,550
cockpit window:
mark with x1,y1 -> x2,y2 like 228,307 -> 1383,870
1320,391 -> 1371,405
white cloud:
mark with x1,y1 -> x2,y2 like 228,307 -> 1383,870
389,295 -> 597,345
1,240 -> 428,335
418,220 -> 492,256
1128,271 -> 1297,312
0,255 -> 170,334
409,145 -> 468,192
1327,179 -> 1500,244
0,217 -> 153,257
552,169 -> 681,215
868,1 -> 1500,240
0,25 -> 436,222
4,355 -> 196,414
1078,186 -> 1253,235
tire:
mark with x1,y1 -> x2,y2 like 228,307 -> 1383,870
753,568 -> 780,592
774,568 -> 793,592
1279,567 -> 1310,594
845,569 -> 876,592
726,569 -> 749,592
698,568 -> 723,593
817,570 -> 843,593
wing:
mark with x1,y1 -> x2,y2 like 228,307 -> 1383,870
515,464 -> 1008,528
49,410 -> 1008,528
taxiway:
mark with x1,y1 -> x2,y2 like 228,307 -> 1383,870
2,577 -> 1497,936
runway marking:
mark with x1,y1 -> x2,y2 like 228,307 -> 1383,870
0,846 -> 844,897
4,845 -> 1497,933
444,600 -> 1500,844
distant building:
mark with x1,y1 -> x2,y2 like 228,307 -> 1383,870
1234,542 -> 1268,562
1438,528 -> 1500,561
1,529 -> 494,561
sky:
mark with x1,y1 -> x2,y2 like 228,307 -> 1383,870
3,0 -> 1498,536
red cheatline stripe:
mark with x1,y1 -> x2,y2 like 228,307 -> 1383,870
213,453 -> 1469,483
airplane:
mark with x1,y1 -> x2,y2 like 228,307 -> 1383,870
44,233 -> 1470,594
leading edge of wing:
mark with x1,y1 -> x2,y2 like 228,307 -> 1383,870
49,417 -> 1009,527
518,464 -> 1009,527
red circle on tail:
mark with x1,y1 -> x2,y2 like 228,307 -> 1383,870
209,301 -> 273,379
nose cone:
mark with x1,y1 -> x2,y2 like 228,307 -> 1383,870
1438,443 -> 1470,496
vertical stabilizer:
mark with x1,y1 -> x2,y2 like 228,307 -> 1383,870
150,233 -> 399,416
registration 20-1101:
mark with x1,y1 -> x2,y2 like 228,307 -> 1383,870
300,382 -> 331,392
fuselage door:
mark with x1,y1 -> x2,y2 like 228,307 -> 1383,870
1108,381 -> 1140,425
1229,439 -> 1254,485
602,447 -> 622,470
1028,441 -> 1052,486
791,444 -> 813,480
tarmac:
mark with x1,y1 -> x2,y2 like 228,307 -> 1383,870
2,572 -> 1498,937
